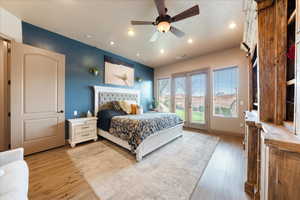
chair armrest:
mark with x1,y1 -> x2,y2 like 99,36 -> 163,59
0,148 -> 24,166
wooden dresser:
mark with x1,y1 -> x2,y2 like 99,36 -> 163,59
260,123 -> 300,200
245,111 -> 300,200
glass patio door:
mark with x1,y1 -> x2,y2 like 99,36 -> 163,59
173,76 -> 187,122
172,70 -> 208,130
187,71 -> 208,129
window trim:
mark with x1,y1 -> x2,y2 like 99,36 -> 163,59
212,66 -> 239,118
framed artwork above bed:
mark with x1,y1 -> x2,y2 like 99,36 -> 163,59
104,62 -> 134,86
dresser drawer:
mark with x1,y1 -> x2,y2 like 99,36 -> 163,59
74,124 -> 96,135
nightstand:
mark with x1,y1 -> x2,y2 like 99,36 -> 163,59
67,117 -> 98,148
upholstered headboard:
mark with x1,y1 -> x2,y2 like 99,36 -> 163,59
93,86 -> 140,115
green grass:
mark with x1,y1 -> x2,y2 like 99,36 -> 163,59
175,109 -> 205,123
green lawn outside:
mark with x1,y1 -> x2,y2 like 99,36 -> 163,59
175,109 -> 205,123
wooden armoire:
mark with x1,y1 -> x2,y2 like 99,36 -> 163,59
243,0 -> 300,199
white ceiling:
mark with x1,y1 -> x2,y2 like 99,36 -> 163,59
0,0 -> 245,68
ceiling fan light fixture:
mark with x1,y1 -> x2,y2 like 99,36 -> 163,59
157,21 -> 171,33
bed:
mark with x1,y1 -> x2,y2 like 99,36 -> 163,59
93,86 -> 183,161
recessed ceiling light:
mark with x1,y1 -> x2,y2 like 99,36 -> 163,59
86,34 -> 92,38
128,29 -> 135,37
136,53 -> 140,57
110,41 -> 115,45
160,49 -> 165,54
229,22 -> 237,29
188,38 -> 193,44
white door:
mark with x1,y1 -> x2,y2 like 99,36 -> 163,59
172,70 -> 209,130
10,41 -> 65,155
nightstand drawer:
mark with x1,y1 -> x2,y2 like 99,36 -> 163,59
75,120 -> 97,126
74,130 -> 95,141
74,125 -> 95,135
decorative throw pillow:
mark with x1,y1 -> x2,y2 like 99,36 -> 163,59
99,102 -> 113,111
130,104 -> 137,114
118,101 -> 132,114
111,101 -> 123,111
136,105 -> 143,115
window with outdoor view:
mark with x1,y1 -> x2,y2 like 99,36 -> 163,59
213,66 -> 238,118
157,78 -> 171,112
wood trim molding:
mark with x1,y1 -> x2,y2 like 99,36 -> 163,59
0,33 -> 13,42
275,0 -> 288,125
256,0 -> 288,124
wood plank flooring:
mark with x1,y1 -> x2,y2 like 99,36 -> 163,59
190,135 -> 250,200
25,132 -> 250,200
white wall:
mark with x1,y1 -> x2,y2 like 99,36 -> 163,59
0,7 -> 22,42
155,47 -> 248,135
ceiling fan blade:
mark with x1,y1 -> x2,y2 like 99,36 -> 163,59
131,21 -> 154,25
170,26 -> 185,38
154,0 -> 166,16
150,31 -> 160,42
171,5 -> 200,23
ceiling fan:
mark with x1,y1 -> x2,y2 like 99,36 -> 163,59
131,0 -> 200,42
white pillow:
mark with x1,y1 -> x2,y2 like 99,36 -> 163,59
137,107 -> 143,115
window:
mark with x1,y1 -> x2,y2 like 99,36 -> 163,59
213,66 -> 238,118
157,78 -> 171,112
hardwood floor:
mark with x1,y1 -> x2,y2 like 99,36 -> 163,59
25,132 -> 250,200
25,147 -> 99,200
191,135 -> 250,200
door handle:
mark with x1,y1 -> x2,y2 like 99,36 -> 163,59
57,110 -> 64,113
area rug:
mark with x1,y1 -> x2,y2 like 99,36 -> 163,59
67,130 -> 219,200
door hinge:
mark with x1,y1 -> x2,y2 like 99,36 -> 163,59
8,80 -> 11,85
8,112 -> 11,117
7,47 -> 11,53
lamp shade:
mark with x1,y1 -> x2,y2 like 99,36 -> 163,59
157,21 -> 171,33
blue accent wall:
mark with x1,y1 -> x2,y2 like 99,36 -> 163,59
22,22 -> 154,119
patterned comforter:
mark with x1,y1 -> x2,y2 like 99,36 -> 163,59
109,112 -> 183,151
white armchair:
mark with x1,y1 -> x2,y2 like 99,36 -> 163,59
0,148 -> 29,200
